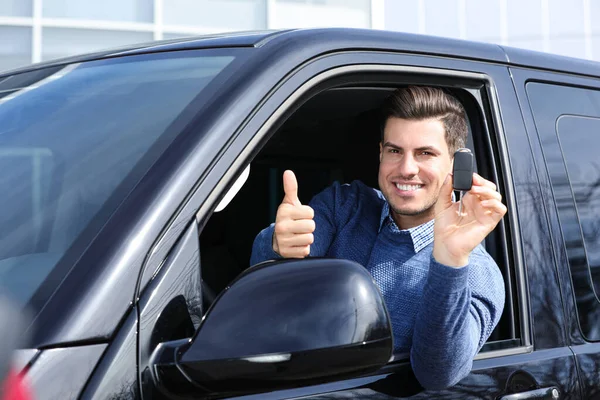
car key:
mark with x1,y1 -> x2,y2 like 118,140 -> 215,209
453,148 -> 474,215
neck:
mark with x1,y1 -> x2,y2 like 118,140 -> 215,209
391,208 -> 434,230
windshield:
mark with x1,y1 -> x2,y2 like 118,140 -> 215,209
0,49 -> 241,307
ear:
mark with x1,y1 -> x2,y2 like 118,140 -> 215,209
379,142 -> 383,162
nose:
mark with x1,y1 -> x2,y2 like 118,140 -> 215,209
397,153 -> 419,177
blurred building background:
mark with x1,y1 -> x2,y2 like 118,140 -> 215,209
0,0 -> 598,73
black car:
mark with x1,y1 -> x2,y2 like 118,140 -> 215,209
1,28 -> 599,399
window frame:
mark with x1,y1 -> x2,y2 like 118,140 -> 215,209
192,61 -> 530,361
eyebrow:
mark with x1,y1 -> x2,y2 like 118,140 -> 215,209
382,142 -> 441,154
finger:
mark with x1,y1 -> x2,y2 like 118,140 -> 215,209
287,219 -> 316,234
480,199 -> 508,216
462,192 -> 502,213
279,204 -> 314,220
284,246 -> 311,258
472,173 -> 497,190
282,170 -> 301,206
276,219 -> 315,235
468,185 -> 502,201
280,233 -> 314,247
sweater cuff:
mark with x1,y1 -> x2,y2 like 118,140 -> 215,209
427,256 -> 470,294
250,223 -> 282,265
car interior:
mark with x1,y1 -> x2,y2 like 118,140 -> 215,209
199,83 -> 518,351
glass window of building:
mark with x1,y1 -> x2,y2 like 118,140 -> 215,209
163,33 -> 195,40
0,0 -> 32,17
42,0 -> 153,22
548,0 -> 584,38
384,0 -> 419,34
42,28 -> 153,62
550,37 -> 586,59
589,0 -> 600,59
0,27 -> 32,73
465,0 -> 501,42
507,0 -> 542,41
592,38 -> 600,62
272,0 -> 371,29
423,0 -> 460,39
163,0 -> 267,32
592,1 -> 600,34
507,39 -> 544,53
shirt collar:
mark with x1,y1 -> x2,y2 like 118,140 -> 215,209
378,201 -> 435,253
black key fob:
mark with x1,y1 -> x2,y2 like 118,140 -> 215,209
453,148 -> 473,191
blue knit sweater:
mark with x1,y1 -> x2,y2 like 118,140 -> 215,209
250,180 -> 505,390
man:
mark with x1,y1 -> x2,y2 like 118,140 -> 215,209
250,86 -> 506,390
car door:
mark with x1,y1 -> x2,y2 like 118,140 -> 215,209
511,65 -> 600,399
133,49 -> 581,399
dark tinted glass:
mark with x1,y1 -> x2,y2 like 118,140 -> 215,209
0,49 -> 241,308
527,82 -> 600,340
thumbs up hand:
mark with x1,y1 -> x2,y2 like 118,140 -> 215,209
272,170 -> 316,258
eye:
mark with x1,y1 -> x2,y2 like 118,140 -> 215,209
420,151 -> 433,156
387,148 -> 399,154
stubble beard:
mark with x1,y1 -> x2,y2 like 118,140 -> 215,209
384,186 -> 440,219
389,198 -> 436,217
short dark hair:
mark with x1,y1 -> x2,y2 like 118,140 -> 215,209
380,86 -> 468,154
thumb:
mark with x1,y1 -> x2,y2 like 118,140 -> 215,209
282,170 -> 302,206
435,173 -> 454,214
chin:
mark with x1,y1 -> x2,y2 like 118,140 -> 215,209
391,201 -> 436,217
390,203 -> 422,216
394,208 -> 425,217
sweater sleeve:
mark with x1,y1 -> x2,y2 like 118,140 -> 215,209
409,246 -> 505,390
249,223 -> 281,265
249,181 -> 352,266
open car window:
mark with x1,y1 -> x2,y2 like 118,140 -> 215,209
199,83 -> 518,355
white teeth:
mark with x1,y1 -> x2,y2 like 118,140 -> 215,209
396,183 -> 421,191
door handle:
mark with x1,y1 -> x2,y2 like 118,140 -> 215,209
500,387 -> 560,400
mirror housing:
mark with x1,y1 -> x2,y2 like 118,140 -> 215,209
150,258 -> 392,398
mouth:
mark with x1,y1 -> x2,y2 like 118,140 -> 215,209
394,183 -> 423,192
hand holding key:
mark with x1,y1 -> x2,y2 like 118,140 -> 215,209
272,170 -> 316,258
432,152 -> 507,267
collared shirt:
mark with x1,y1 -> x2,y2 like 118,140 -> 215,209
378,201 -> 435,253
250,180 -> 505,389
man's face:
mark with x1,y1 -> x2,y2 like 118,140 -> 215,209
378,117 -> 453,228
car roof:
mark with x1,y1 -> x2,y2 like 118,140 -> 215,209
3,28 -> 600,79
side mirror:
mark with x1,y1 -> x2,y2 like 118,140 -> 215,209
150,258 -> 393,398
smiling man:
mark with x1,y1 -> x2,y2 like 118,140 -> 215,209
250,86 -> 506,390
